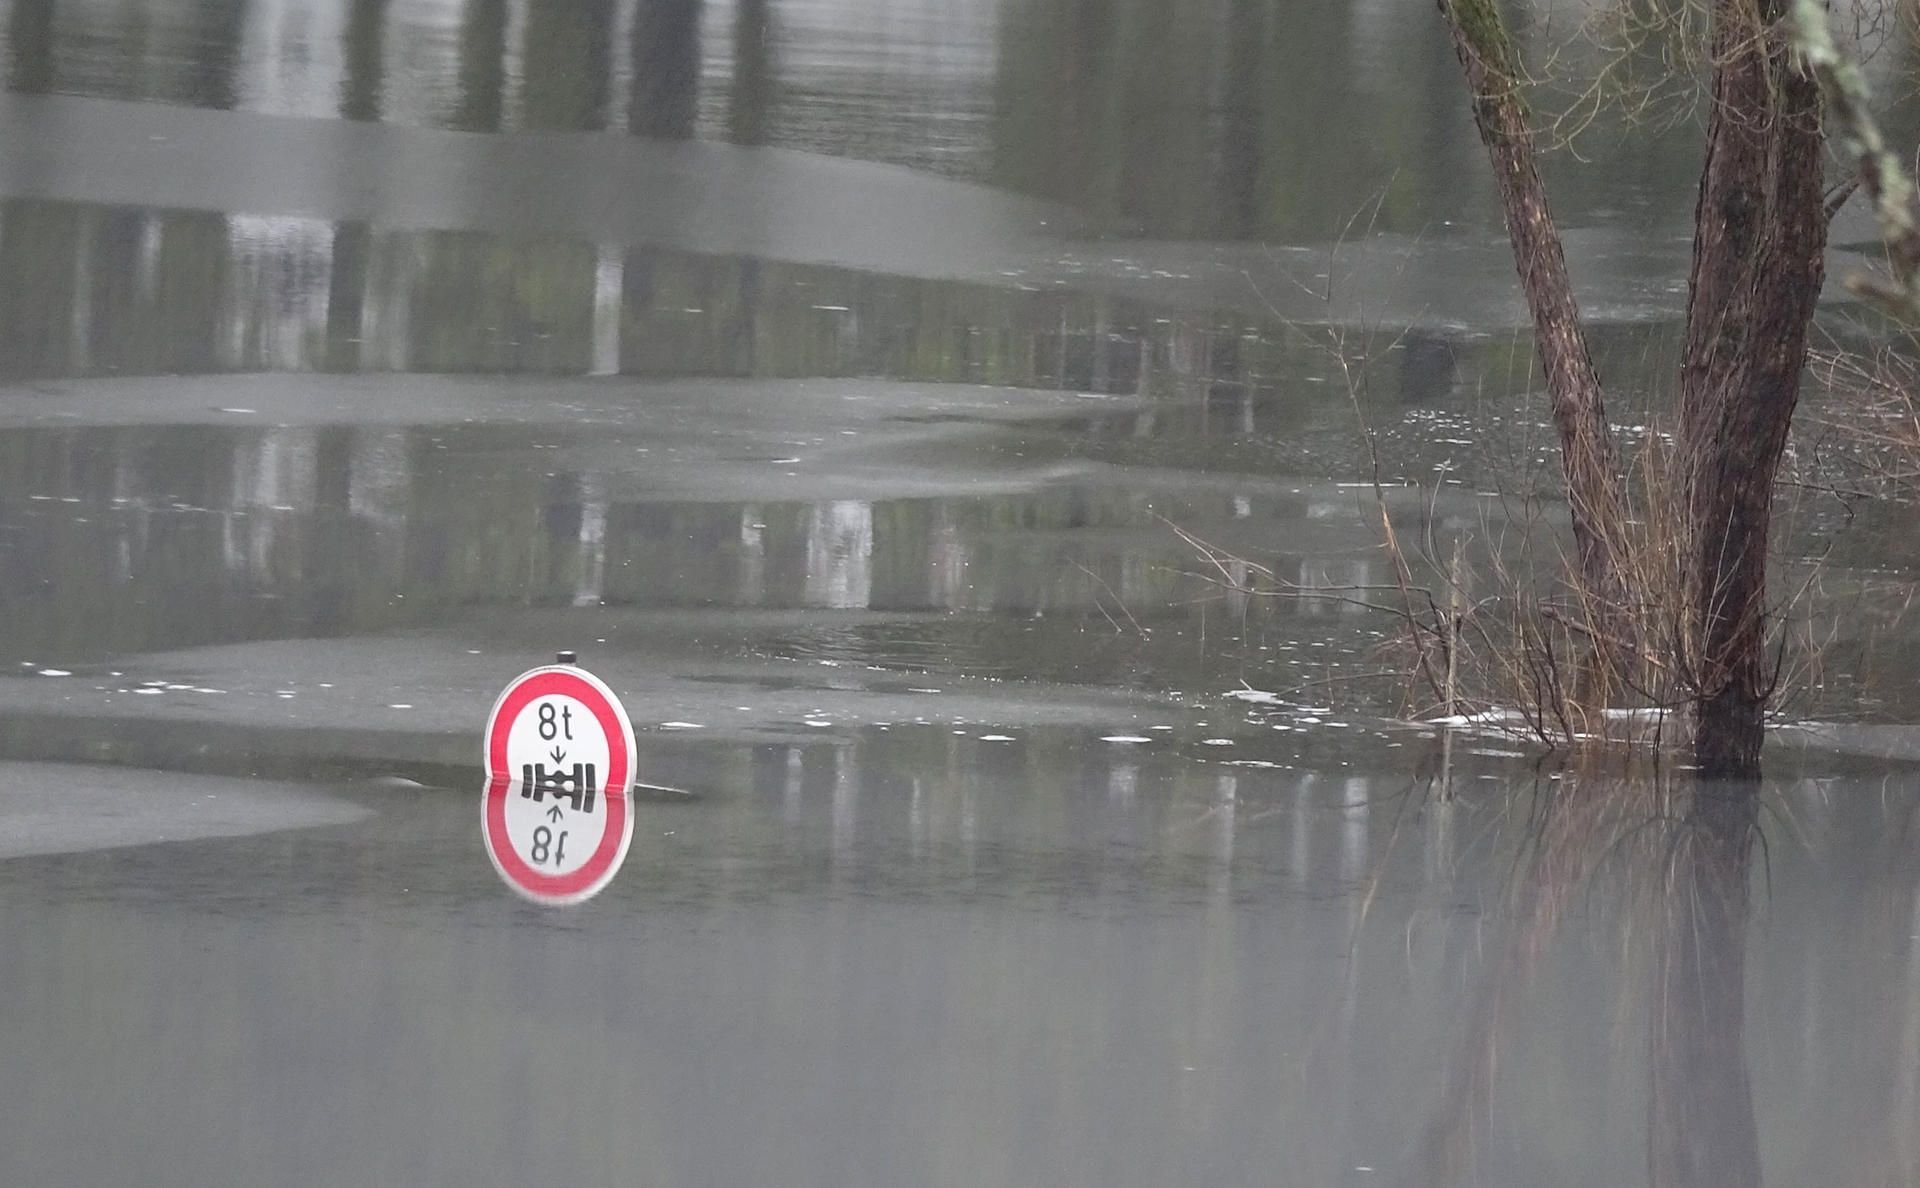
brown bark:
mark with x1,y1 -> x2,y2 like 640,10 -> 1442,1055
1434,0 -> 1629,658
1679,0 -> 1828,780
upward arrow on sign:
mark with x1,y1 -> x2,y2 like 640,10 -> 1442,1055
546,805 -> 564,823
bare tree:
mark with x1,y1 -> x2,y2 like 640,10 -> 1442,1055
1436,0 -> 1828,779
1434,0 -> 1632,672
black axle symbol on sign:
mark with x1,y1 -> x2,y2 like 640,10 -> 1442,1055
520,761 -> 597,814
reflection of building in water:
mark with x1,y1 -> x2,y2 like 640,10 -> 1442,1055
590,244 -> 625,376
1223,556 -> 1250,618
236,0 -> 350,118
573,471 -> 609,606
804,500 -> 873,610
2,410 -> 1379,667
1291,774 -> 1314,886
0,419 -> 451,660
1209,774 -> 1237,867
926,507 -> 971,610
227,217 -> 335,371
227,426 -> 319,574
1,195 -> 1319,400
736,504 -> 767,602
831,742 -> 857,861
1340,775 -> 1370,884
782,744 -> 804,825
1296,557 -> 1376,616
360,232 -> 419,371
8,0 -> 1008,157
134,215 -> 164,301
346,430 -> 411,522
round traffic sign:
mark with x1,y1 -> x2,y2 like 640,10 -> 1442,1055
481,664 -> 636,905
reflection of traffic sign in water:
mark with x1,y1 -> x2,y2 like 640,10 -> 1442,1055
481,663 -> 636,906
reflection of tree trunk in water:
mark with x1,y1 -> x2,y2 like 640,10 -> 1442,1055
1648,783 -> 1761,1188
325,222 -> 372,372
729,0 -> 773,145
453,0 -> 509,133
6,0 -> 54,94
1407,771 -> 1636,1183
340,0 -> 389,122
1406,770 -> 1758,1185
1891,877 -> 1920,1181
630,0 -> 701,139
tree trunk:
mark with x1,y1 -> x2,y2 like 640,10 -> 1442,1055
1434,0 -> 1630,670
1679,0 -> 1828,780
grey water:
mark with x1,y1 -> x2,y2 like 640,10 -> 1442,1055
1,2 -> 1919,1185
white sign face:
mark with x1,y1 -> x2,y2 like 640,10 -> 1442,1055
481,665 -> 636,906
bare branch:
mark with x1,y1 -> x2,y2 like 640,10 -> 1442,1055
1789,0 -> 1920,319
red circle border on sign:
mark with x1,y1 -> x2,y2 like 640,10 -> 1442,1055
482,668 -> 633,903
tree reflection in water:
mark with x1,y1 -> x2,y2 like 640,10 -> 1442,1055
1410,760 -> 1763,1186
1648,782 -> 1760,1188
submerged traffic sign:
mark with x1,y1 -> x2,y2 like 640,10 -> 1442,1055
481,662 -> 636,905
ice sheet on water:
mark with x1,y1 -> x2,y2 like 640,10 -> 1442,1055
1425,708 -> 1529,727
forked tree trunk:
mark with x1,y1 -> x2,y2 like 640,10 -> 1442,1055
1679,0 -> 1827,781
1437,0 -> 1827,776
1434,0 -> 1630,671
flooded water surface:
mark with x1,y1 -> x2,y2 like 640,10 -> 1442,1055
2,2 -> 1920,1185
